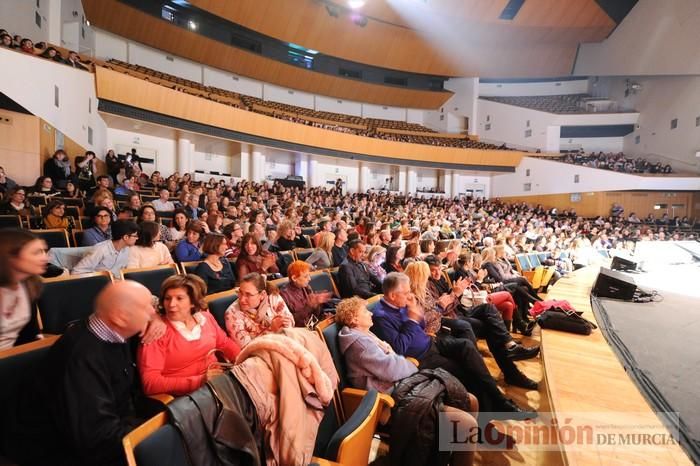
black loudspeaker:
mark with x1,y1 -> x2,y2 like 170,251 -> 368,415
592,267 -> 637,300
610,256 -> 638,272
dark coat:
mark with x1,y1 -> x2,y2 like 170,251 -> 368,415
389,368 -> 471,466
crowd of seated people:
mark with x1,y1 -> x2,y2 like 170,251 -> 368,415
556,151 -> 673,174
0,27 -> 92,70
2,157 -> 699,464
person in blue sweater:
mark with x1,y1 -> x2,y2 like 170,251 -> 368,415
370,272 -> 533,419
174,221 -> 203,262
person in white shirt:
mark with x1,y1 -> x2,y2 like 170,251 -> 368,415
151,189 -> 175,212
73,220 -> 139,276
127,221 -> 174,269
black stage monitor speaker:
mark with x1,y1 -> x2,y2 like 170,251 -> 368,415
592,267 -> 637,300
610,256 -> 638,272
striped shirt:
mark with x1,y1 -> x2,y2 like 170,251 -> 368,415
87,314 -> 126,344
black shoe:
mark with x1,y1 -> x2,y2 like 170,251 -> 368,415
517,320 -> 536,337
492,398 -> 537,421
504,371 -> 539,390
505,343 -> 540,361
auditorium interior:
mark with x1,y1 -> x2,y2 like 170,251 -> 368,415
1,0 -> 700,465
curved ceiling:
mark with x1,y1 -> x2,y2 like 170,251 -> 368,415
189,0 -> 619,77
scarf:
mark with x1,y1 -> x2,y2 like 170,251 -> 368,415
54,158 -> 71,177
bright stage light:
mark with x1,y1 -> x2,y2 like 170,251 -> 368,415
347,0 -> 366,10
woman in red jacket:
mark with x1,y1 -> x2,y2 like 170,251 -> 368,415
137,274 -> 240,396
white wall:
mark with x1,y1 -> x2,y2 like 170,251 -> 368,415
361,104 -> 406,121
315,96 -> 362,117
406,109 -> 425,126
192,140 -> 236,176
0,46 -> 107,155
94,29 -> 127,61
560,137 -> 624,153
0,0 -> 51,45
202,67 -> 263,98
478,80 -> 589,97
60,0 -> 94,55
575,0 -> 700,76
423,77 -> 478,133
454,172 -> 492,199
263,84 -> 315,108
591,76 -> 700,173
491,157 -> 700,197
478,99 -> 554,151
128,42 -> 202,83
106,128 -> 177,177
477,99 -> 639,152
415,169 -> 439,191
313,155 -> 360,192
264,147 -> 295,179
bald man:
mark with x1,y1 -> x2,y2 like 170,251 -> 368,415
6,281 -> 158,466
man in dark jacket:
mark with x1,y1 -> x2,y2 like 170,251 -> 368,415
5,281 -> 158,466
371,272 -> 534,418
337,239 -> 382,298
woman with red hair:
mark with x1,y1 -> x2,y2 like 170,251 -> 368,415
279,261 -> 332,327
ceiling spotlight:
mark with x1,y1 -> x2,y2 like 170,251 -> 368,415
188,20 -> 197,31
347,0 -> 366,9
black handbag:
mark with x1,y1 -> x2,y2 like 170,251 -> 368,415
536,307 -> 597,335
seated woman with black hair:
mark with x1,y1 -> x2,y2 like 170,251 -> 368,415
30,176 -> 61,197
81,206 -> 112,246
194,233 -> 236,295
174,221 -> 204,262
127,221 -> 174,269
42,199 -> 75,231
235,233 -> 279,278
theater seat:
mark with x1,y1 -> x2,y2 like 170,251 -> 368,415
31,228 -> 70,249
120,264 -> 180,296
313,389 -> 382,465
294,248 -> 314,262
38,272 -> 113,334
122,412 -> 190,466
204,290 -> 237,330
178,261 -> 202,275
0,215 -> 22,228
0,338 -> 58,462
276,251 -> 294,277
308,270 -> 340,298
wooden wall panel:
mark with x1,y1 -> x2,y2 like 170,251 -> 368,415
95,67 -> 522,169
0,110 -> 41,187
189,0 -> 615,77
82,0 -> 452,109
499,191 -> 694,219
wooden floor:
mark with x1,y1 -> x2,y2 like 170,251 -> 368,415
541,267 -> 692,466
372,267 -> 694,465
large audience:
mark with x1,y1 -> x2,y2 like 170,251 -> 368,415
556,151 -> 673,174
1,27 -> 696,466
1,144 -> 697,465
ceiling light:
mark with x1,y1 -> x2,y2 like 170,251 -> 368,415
188,20 -> 197,30
347,0 -> 366,9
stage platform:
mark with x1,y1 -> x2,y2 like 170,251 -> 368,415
542,257 -> 693,466
592,241 -> 700,464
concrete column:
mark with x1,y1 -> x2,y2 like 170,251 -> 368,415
240,144 -> 250,181
406,166 -> 417,195
251,146 -> 266,182
398,166 -> 408,194
308,157 -> 319,188
47,0 -> 62,45
294,152 -> 309,181
177,134 -> 191,174
443,170 -> 453,198
451,170 -> 460,198
358,161 -> 370,193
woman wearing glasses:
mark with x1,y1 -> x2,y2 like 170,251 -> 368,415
0,187 -> 37,216
81,207 -> 113,246
224,272 -> 294,348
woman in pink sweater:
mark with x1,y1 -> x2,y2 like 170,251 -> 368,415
138,274 -> 240,396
